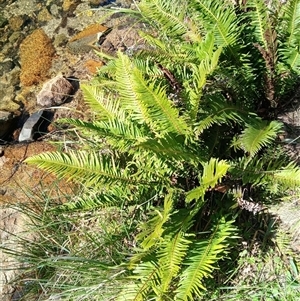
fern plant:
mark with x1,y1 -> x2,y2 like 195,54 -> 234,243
24,0 -> 300,300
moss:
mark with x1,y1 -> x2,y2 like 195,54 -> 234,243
19,29 -> 55,86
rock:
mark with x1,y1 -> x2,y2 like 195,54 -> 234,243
15,87 -> 37,112
0,67 -> 21,115
84,59 -> 104,74
0,15 -> 8,28
63,0 -> 81,12
8,15 -> 25,31
67,23 -> 111,54
89,0 -> 108,6
0,59 -> 13,77
49,4 -> 60,17
0,85 -> 19,112
37,7 -> 52,22
37,75 -> 74,107
19,28 -> 55,86
8,31 -> 23,45
18,110 -> 44,142
100,25 -> 144,54
53,33 -> 68,48
0,111 -> 13,122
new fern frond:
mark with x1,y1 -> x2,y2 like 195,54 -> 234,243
186,158 -> 230,204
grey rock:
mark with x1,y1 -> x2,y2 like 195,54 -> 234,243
37,75 -> 74,107
0,59 -> 13,77
0,15 -> 8,28
54,33 -> 68,48
49,4 -> 60,17
18,110 -> 44,142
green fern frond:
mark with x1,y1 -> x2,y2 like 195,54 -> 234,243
246,0 -> 272,50
133,55 -> 163,77
137,32 -> 196,71
276,0 -> 300,72
273,162 -> 300,188
192,0 -> 240,47
281,0 -> 300,47
280,47 -> 300,72
62,118 -> 149,152
115,52 -> 191,137
175,217 -> 237,301
138,0 -> 190,38
54,190 -> 124,212
186,34 -> 223,121
118,261 -> 159,301
81,84 -> 121,120
229,149 -> 299,193
136,135 -> 203,164
157,231 -> 192,294
25,151 -> 149,189
186,158 -> 230,204
195,94 -> 247,135
136,193 -> 174,250
234,120 -> 282,157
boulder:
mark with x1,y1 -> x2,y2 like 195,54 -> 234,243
37,75 -> 74,107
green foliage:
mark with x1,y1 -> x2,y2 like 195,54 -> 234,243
22,0 -> 300,300
233,120 -> 283,157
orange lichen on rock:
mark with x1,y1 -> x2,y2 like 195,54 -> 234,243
69,24 -> 109,42
84,59 -> 104,74
19,28 -> 56,86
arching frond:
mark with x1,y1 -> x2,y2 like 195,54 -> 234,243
234,120 -> 283,157
138,0 -> 191,38
186,34 -> 223,121
229,149 -> 300,193
195,94 -> 247,135
280,47 -> 300,73
175,217 -> 237,301
62,118 -> 148,152
54,189 -> 125,212
80,84 -> 121,120
261,0 -> 300,74
281,0 -> 300,47
115,52 -> 192,137
136,135 -> 204,164
273,162 -> 300,188
246,0 -> 272,50
157,231 -> 192,294
191,0 -> 240,47
25,151 -> 151,189
117,261 -> 159,301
